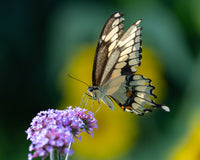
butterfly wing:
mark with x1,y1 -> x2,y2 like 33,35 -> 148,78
91,12 -> 169,115
99,18 -> 142,86
103,75 -> 169,115
92,12 -> 124,86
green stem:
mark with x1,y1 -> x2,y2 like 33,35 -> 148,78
65,142 -> 72,160
50,149 -> 55,160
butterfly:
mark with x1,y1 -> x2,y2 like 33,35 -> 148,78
87,12 -> 170,116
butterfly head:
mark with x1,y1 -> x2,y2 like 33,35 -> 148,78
87,86 -> 100,99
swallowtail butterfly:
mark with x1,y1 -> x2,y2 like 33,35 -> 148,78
87,12 -> 170,115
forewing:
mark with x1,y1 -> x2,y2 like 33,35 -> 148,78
92,12 -> 124,86
110,20 -> 142,79
100,19 -> 142,85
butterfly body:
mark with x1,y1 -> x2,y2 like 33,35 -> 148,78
88,86 -> 115,110
88,12 -> 170,115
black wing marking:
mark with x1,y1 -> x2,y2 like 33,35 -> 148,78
92,12 -> 124,86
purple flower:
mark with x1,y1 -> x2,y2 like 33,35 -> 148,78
26,107 -> 97,160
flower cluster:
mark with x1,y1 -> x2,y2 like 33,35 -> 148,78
26,107 -> 97,160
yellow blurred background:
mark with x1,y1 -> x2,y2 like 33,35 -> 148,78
1,0 -> 200,160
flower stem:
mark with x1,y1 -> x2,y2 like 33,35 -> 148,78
50,149 -> 55,160
65,142 -> 72,160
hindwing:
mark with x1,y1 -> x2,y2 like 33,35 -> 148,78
103,74 -> 169,115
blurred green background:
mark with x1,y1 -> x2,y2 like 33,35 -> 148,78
1,0 -> 200,160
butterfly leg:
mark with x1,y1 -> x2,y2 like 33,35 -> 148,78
79,93 -> 86,107
94,99 -> 102,115
84,96 -> 89,108
79,92 -> 90,108
90,97 -> 95,112
83,93 -> 89,108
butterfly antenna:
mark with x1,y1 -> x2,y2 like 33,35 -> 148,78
68,73 -> 89,87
